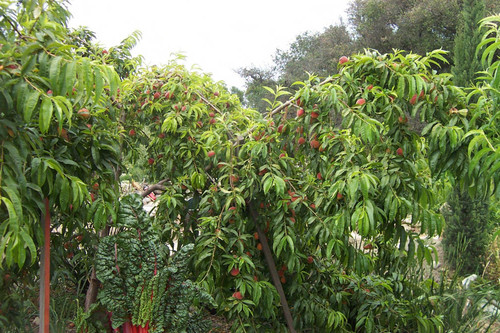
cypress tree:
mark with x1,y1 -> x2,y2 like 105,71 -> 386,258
445,0 -> 490,275
452,0 -> 485,86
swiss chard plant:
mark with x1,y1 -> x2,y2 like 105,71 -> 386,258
94,194 -> 215,333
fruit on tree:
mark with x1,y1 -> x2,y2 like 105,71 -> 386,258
339,56 -> 349,65
148,158 -> 155,165
208,150 -> 216,157
254,232 -> 259,240
92,183 -> 99,190
297,108 -> 305,117
232,291 -> 243,300
153,92 -> 161,99
311,111 -> 319,119
337,192 -> 343,200
230,267 -> 240,276
257,243 -> 263,251
278,124 -> 284,133
310,139 -> 320,149
298,137 -> 306,145
258,168 -> 269,176
77,108 -> 90,119
356,98 -> 366,106
307,256 -> 314,264
410,94 -> 418,105
129,129 -> 136,136
209,112 -> 215,117
396,147 -> 404,156
59,128 -> 69,141
317,172 -> 322,180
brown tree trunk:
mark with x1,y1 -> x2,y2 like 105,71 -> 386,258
247,201 -> 296,333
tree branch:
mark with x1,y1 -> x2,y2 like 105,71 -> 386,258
268,76 -> 335,118
247,201 -> 296,333
140,179 -> 168,197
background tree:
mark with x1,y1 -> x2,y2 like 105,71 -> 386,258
443,0 -> 490,276
236,66 -> 278,111
348,0 -> 461,64
452,0 -> 486,86
274,23 -> 357,86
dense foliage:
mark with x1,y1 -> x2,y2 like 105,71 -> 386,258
1,1 -> 499,332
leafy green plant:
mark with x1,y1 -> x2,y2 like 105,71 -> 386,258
95,194 -> 215,332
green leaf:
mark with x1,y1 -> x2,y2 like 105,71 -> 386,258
2,187 -> 23,220
1,197 -> 18,230
94,67 -> 104,104
274,176 -> 285,196
82,58 -> 93,99
64,61 -> 76,96
285,235 -> 294,253
19,228 -> 37,264
60,177 -> 70,210
44,158 -> 64,176
262,177 -> 272,195
23,90 -> 40,123
39,97 -> 53,134
49,56 -> 62,92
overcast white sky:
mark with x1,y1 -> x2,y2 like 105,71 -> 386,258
68,0 -> 350,89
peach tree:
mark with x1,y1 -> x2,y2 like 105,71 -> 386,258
120,47 -> 475,331
0,0 -> 123,327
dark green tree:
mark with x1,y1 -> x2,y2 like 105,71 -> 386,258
444,0 -> 490,276
273,23 -> 357,86
348,0 -> 461,59
452,0 -> 485,86
443,188 -> 490,274
236,66 -> 278,112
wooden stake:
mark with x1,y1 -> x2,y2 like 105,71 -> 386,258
39,197 -> 50,333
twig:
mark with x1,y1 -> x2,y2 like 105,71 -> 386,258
3,15 -> 24,39
196,91 -> 223,115
140,179 -> 168,197
268,76 -> 335,118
